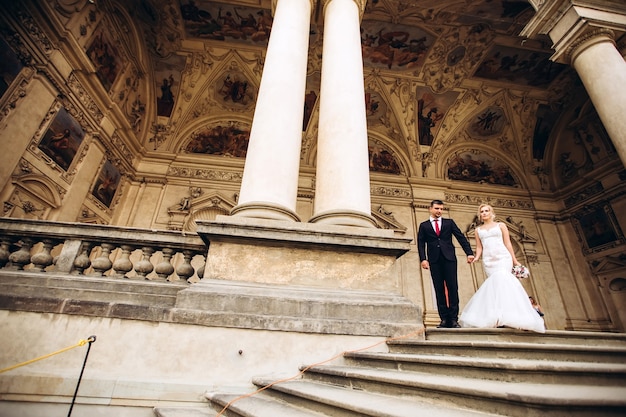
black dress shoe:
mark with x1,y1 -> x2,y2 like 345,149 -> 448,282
448,320 -> 461,328
437,320 -> 448,328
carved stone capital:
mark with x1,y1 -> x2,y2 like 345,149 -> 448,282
567,28 -> 616,62
522,0 -> 626,64
321,0 -> 366,19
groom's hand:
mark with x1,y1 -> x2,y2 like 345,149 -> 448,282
467,255 -> 475,263
421,260 -> 430,270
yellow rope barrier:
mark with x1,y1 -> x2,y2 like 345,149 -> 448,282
0,337 -> 95,374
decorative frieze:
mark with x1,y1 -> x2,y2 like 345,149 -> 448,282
564,182 -> 604,208
0,78 -> 28,126
444,192 -> 534,210
14,9 -> 55,57
371,186 -> 411,199
67,72 -> 104,123
108,132 -> 134,166
167,166 -> 243,182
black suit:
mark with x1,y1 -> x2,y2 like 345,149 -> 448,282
418,217 -> 474,324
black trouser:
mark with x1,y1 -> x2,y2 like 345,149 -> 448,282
430,257 -> 459,322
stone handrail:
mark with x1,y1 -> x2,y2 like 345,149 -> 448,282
0,218 -> 207,282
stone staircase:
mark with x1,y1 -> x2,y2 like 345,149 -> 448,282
154,328 -> 626,417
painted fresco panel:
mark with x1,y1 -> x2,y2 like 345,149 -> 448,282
38,107 -> 86,171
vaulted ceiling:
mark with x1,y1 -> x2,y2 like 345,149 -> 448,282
3,0 -> 619,193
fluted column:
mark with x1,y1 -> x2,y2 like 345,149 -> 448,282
521,0 -> 626,167
569,30 -> 626,167
310,0 -> 377,228
231,0 -> 313,222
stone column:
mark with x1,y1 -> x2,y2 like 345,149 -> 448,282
521,1 -> 626,167
231,0 -> 313,222
569,30 -> 626,166
310,0 -> 377,228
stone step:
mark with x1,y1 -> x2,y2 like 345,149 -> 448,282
154,407 -> 217,417
343,351 -> 626,386
386,339 -> 626,363
176,329 -> 626,417
299,364 -> 626,417
205,392 -> 329,417
419,328 -> 626,347
248,378 -> 500,417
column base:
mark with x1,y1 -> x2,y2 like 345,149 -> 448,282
230,201 -> 301,222
309,209 -> 378,228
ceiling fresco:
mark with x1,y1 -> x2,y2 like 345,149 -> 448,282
2,0 -> 614,192
180,1 -> 273,44
122,0 -> 588,187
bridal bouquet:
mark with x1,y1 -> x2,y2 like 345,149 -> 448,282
512,264 -> 530,279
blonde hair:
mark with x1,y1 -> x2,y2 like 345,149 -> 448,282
478,203 -> 496,223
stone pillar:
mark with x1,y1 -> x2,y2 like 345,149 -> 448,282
521,0 -> 626,167
310,0 -> 377,228
569,30 -> 626,167
231,0 -> 313,222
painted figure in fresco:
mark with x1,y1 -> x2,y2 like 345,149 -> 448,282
41,127 -> 79,171
220,75 -> 251,104
185,125 -> 249,158
180,0 -> 200,21
218,8 -> 244,39
195,12 -> 224,40
365,92 -> 380,117
253,10 -> 272,41
361,25 -> 427,69
418,98 -> 442,146
368,144 -> 401,174
234,9 -> 257,37
181,3 -> 272,43
448,153 -> 516,186
157,75 -> 175,117
476,110 -> 502,132
49,129 -> 70,150
93,168 -> 119,207
87,32 -> 117,90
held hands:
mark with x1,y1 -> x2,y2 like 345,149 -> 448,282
467,255 -> 476,264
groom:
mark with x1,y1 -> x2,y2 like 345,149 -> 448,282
418,200 -> 474,328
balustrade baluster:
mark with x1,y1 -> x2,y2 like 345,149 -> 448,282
8,238 -> 34,270
30,239 -> 55,272
73,242 -> 94,275
176,250 -> 195,283
91,243 -> 114,276
112,245 -> 134,278
154,248 -> 175,281
135,246 -> 155,279
195,256 -> 205,281
0,238 -> 11,268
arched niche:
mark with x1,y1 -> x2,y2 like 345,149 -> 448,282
167,190 -> 237,232
6,174 -> 62,220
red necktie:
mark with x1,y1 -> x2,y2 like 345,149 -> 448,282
434,219 -> 440,236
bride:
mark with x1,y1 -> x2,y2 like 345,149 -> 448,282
459,204 -> 545,332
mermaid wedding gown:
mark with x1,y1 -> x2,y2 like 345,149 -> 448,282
459,224 -> 545,333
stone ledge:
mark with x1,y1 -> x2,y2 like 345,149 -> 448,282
0,273 -> 424,338
197,216 -> 412,256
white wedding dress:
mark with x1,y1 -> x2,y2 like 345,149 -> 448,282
459,224 -> 545,333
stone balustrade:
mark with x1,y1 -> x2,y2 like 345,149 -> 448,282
0,218 -> 207,283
